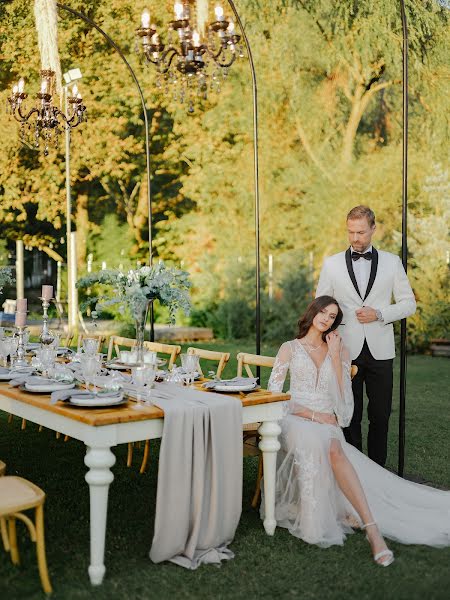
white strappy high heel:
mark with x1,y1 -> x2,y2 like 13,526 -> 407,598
362,522 -> 395,567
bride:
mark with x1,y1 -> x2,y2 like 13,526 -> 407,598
265,295 -> 450,565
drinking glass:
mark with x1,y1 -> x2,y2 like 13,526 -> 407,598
131,366 -> 148,409
180,354 -> 199,387
80,353 -> 102,392
82,338 -> 98,356
0,338 -> 12,368
39,347 -> 57,378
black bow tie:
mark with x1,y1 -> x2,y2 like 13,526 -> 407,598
352,251 -> 372,261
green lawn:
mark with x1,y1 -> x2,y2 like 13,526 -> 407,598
1,347 -> 449,599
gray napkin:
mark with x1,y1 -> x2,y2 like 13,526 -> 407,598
50,389 -> 122,405
202,377 -> 258,390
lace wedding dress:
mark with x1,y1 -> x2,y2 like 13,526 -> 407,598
265,339 -> 450,548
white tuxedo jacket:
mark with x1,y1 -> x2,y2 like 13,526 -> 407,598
316,248 -> 416,360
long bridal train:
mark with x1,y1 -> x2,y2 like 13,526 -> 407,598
263,339 -> 450,549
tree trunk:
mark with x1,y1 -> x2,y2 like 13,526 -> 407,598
75,194 -> 89,271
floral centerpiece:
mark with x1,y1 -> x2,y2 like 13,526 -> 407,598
76,261 -> 191,363
0,267 -> 14,295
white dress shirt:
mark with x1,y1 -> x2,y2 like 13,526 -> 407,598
351,245 -> 373,299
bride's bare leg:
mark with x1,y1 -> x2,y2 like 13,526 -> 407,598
328,439 -> 391,563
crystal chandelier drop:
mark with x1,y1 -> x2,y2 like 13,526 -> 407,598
136,2 -> 243,111
7,69 -> 87,155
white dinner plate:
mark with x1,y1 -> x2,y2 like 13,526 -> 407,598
25,381 -> 76,393
209,383 -> 258,393
0,372 -> 14,381
68,394 -> 126,408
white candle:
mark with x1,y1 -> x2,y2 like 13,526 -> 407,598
174,2 -> 183,20
18,78 -> 25,93
227,20 -> 235,34
16,298 -> 27,312
192,31 -> 200,47
42,285 -> 53,301
41,80 -> 48,93
13,84 -> 18,94
72,84 -> 78,97
141,9 -> 151,28
15,311 -> 27,327
215,5 -> 224,21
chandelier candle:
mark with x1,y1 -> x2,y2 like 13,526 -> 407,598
136,2 -> 243,111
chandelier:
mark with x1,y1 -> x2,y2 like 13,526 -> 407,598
7,69 -> 87,156
136,2 -> 243,111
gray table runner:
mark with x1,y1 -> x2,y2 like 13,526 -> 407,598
149,383 -> 243,569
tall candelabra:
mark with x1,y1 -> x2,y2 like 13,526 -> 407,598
7,69 -> 87,155
39,297 -> 56,346
136,2 -> 243,111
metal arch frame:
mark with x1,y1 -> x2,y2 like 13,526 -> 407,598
398,0 -> 409,477
227,0 -> 262,365
56,3 -> 155,341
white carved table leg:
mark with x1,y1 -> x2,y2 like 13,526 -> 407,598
258,420 -> 281,536
84,446 -> 116,585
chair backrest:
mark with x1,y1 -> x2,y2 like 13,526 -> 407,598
236,352 -> 275,378
187,347 -> 230,378
350,365 -> 358,380
107,336 -> 137,361
77,333 -> 105,353
144,341 -> 181,369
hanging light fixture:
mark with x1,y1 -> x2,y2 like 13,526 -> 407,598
7,69 -> 87,155
136,2 -> 243,111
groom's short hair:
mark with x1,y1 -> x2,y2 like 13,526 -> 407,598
347,205 -> 375,228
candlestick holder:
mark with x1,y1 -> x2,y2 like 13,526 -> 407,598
15,326 -> 29,367
39,296 -> 56,345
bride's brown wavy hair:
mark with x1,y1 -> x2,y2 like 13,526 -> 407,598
296,296 -> 343,342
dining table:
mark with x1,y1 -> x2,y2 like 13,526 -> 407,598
0,380 -> 289,585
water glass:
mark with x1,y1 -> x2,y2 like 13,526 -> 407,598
0,338 -> 13,367
39,347 -> 57,378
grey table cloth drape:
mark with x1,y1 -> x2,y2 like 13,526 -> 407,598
149,383 -> 243,569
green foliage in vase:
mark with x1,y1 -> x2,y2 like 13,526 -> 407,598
76,260 -> 191,324
0,267 -> 14,295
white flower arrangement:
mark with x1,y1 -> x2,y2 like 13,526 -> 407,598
76,261 -> 191,324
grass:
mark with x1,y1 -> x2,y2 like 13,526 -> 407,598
0,344 -> 449,600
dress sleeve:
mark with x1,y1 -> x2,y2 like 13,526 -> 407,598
268,342 -> 292,417
268,342 -> 291,392
329,345 -> 354,428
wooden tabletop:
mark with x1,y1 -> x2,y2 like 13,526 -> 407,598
0,382 -> 289,427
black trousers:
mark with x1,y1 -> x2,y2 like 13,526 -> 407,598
343,340 -> 393,467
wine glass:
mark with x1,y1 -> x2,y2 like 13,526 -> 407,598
131,366 -> 148,409
180,353 -> 199,387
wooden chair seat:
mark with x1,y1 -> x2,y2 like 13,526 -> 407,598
0,476 -> 52,594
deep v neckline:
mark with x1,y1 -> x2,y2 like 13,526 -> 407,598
297,339 -> 330,372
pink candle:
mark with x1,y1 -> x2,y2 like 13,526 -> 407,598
15,311 -> 27,327
41,285 -> 53,301
16,298 -> 27,312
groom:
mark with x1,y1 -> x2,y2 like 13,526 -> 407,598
316,206 -> 416,466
